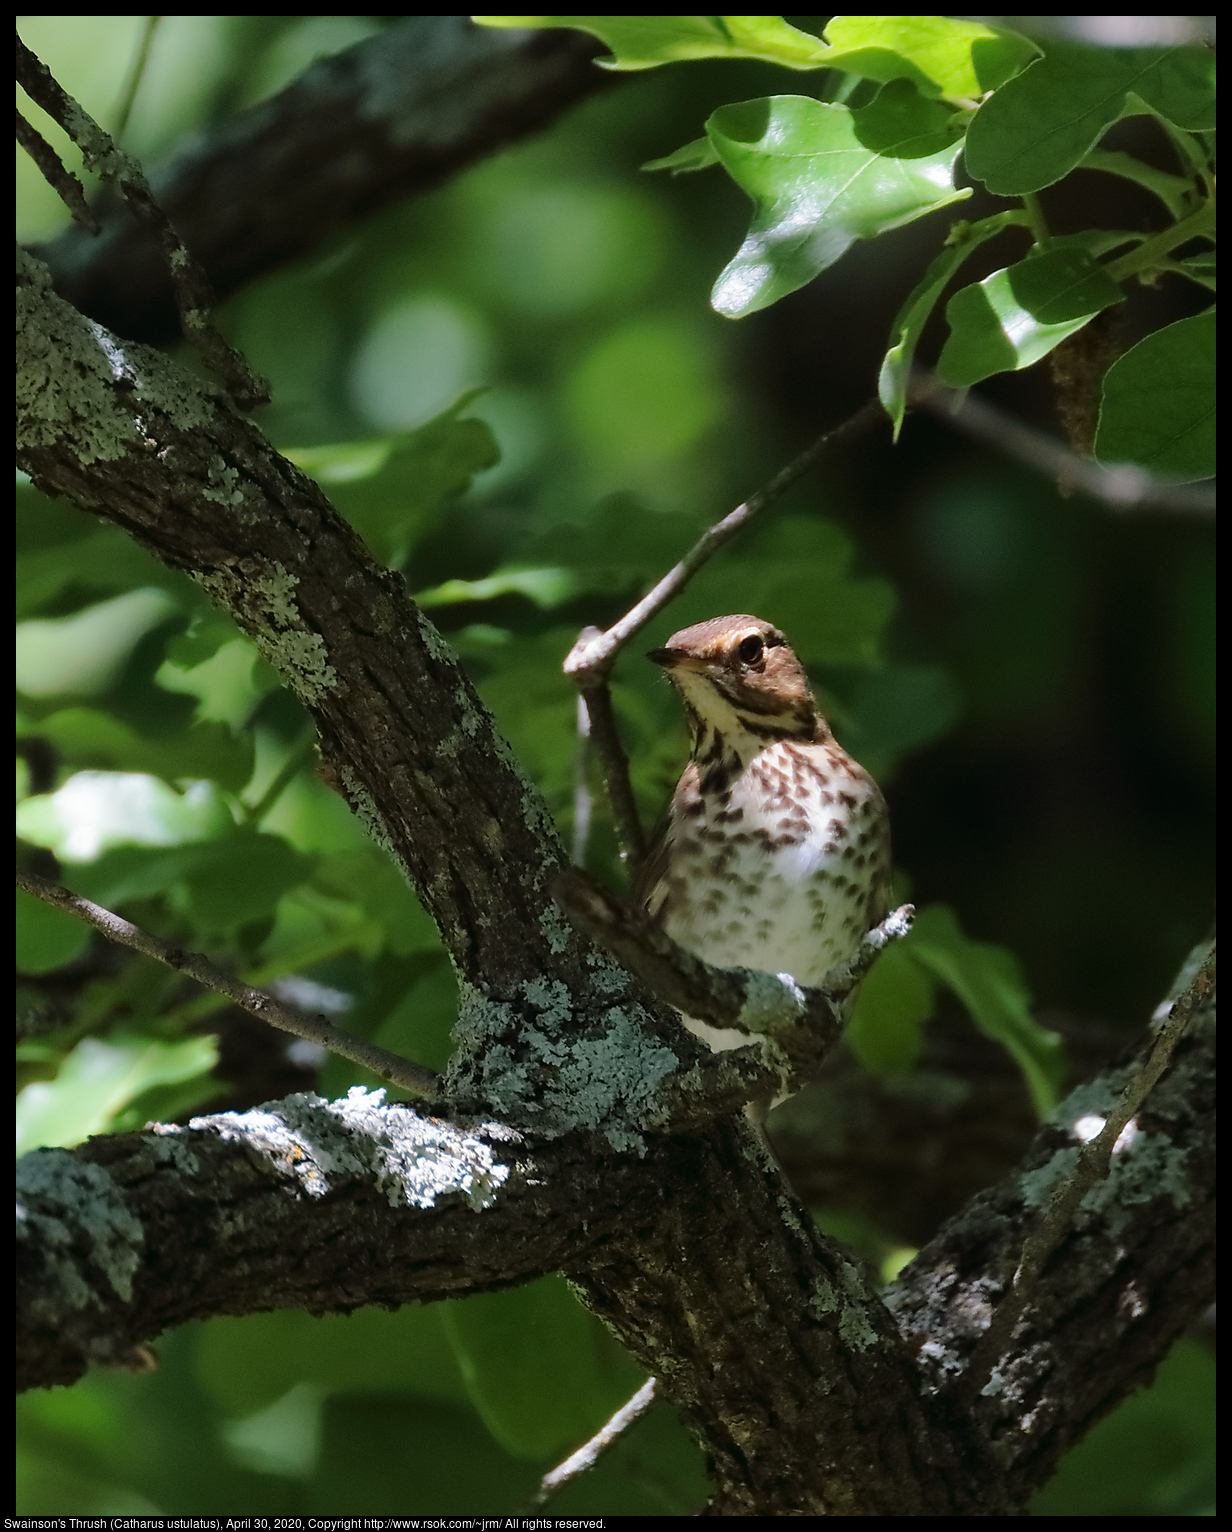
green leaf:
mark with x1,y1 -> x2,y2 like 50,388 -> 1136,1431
1095,310 -> 1215,481
847,941 -> 933,1075
182,828 -> 312,935
36,707 -> 255,794
474,15 -> 1036,101
879,211 -> 1029,435
15,1032 -> 218,1154
821,15 -> 1036,102
415,567 -> 577,611
472,15 -> 829,71
904,905 -> 1066,1118
1076,148 -> 1195,218
16,589 -> 180,699
965,39 -> 1217,194
707,94 -> 969,318
16,773 -> 234,863
936,245 -> 1124,387
16,887 -> 93,975
287,393 -> 499,566
441,1276 -> 635,1459
641,135 -> 720,175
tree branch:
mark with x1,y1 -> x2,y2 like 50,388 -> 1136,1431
28,18 -> 614,344
17,34 -> 268,408
16,868 -> 443,1099
909,371 -> 1216,516
555,865 -> 913,1096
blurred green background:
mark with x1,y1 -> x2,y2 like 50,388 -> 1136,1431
17,16 -> 1213,1516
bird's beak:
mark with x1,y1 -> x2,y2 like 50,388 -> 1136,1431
647,646 -> 706,672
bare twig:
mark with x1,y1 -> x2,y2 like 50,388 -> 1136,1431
571,694 -> 595,865
110,15 -> 161,145
16,33 -> 269,409
16,869 -> 443,1099
565,399 -> 885,687
563,399 -> 885,863
961,942 -> 1215,1398
15,107 -> 98,231
534,1376 -> 658,1506
555,865 -> 912,1093
909,372 -> 1215,516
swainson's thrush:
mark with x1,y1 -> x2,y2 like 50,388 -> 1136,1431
636,614 -> 891,1058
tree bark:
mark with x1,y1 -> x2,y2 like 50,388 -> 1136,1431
30,17 -> 615,343
16,242 -> 1215,1513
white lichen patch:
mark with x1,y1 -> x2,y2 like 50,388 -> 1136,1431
16,1148 -> 144,1309
190,1088 -> 512,1209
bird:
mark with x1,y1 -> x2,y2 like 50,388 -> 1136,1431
635,614 -> 892,1063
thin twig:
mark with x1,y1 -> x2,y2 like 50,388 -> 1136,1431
244,725 -> 317,827
909,372 -> 1215,516
16,33 -> 269,410
111,15 -> 161,145
555,865 -> 912,1093
16,869 -> 443,1099
563,398 -> 885,864
15,107 -> 99,231
961,943 -> 1215,1399
565,399 -> 885,686
571,694 -> 595,866
534,1376 -> 658,1506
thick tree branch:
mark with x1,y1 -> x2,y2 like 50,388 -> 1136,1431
18,34 -> 268,408
15,191 -> 1215,1511
27,18 -> 614,344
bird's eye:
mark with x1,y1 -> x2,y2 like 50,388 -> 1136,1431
737,635 -> 764,665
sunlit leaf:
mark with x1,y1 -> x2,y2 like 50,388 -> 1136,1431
936,245 -> 1123,386
472,15 -> 828,71
706,94 -> 969,318
15,1032 -> 218,1154
879,210 -> 1029,434
821,15 -> 1035,102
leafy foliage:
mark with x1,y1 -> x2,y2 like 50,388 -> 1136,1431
493,14 -> 1215,463
17,13 -> 1214,1519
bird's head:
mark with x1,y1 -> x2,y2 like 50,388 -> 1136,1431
648,614 -> 823,751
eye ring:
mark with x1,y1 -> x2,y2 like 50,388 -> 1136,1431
737,634 -> 764,665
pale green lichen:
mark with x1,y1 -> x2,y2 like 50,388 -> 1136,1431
808,1258 -> 882,1353
450,981 -> 679,1150
17,249 -> 215,464
16,1148 -> 144,1310
194,559 -> 339,706
734,970 -> 807,1037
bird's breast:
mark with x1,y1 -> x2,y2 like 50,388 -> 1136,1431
654,740 -> 889,988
